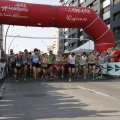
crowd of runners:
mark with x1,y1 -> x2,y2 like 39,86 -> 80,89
7,46 -> 120,83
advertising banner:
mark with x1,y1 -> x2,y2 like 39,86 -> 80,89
107,63 -> 115,75
101,63 -> 107,74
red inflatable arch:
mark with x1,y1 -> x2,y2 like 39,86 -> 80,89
0,0 -> 115,52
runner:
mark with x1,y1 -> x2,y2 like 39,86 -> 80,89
32,48 -> 40,81
74,55 -> 80,78
22,49 -> 28,81
53,51 -> 62,79
88,51 -> 97,80
14,53 -> 22,83
38,49 -> 42,78
8,49 -> 14,80
48,51 -> 54,81
79,52 -> 88,79
97,53 -> 106,78
27,52 -> 32,77
42,53 -> 49,81
68,53 -> 76,82
61,54 -> 68,78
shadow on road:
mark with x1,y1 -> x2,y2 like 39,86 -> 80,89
0,79 -> 119,119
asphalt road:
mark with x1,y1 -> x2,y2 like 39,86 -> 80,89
0,78 -> 120,120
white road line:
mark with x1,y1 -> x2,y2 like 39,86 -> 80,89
77,86 -> 109,97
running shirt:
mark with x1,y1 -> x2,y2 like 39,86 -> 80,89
48,55 -> 54,64
23,54 -> 28,64
62,57 -> 67,64
9,54 -> 14,63
98,56 -> 105,64
16,59 -> 22,67
55,56 -> 61,62
43,58 -> 49,63
69,55 -> 75,64
80,56 -> 87,65
27,57 -> 31,65
88,54 -> 96,64
32,54 -> 40,63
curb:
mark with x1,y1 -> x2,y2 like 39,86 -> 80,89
0,82 -> 6,100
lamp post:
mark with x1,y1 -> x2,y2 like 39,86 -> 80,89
41,41 -> 49,51
12,45 -> 18,50
8,35 -> 19,54
5,25 -> 10,54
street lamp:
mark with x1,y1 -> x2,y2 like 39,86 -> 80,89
41,41 -> 49,51
5,25 -> 10,54
8,35 -> 19,54
12,45 -> 18,50
41,41 -> 48,47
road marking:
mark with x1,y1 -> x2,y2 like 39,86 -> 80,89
77,86 -> 109,97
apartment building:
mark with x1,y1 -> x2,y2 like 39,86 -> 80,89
59,0 -> 120,52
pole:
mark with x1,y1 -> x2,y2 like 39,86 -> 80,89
41,41 -> 49,51
12,45 -> 18,50
5,25 -> 10,54
5,35 -> 81,40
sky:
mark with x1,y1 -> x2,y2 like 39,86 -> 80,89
3,0 -> 61,54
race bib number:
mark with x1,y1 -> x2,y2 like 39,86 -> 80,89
16,61 -> 21,67
34,58 -> 39,61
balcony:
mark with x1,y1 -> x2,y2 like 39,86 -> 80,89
115,33 -> 120,39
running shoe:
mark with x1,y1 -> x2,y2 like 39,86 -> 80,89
69,78 -> 71,82
96,76 -> 98,79
92,77 -> 95,81
56,76 -> 58,79
16,80 -> 19,83
61,75 -> 64,79
24,77 -> 27,82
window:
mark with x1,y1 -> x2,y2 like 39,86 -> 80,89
64,46 -> 68,50
104,18 -> 110,25
113,0 -> 120,6
69,0 -> 77,6
64,39 -> 67,43
103,5 -> 110,14
69,42 -> 76,48
113,26 -> 120,35
87,0 -> 98,8
113,11 -> 120,21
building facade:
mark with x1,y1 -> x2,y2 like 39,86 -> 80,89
59,0 -> 120,53
53,30 -> 59,54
